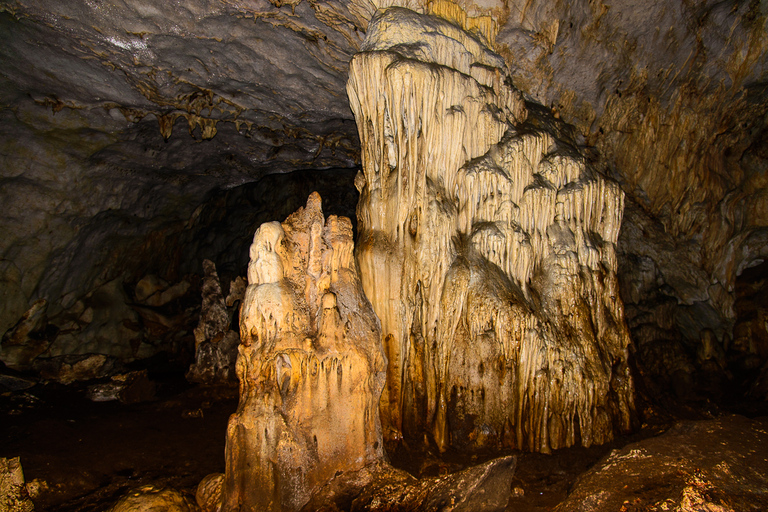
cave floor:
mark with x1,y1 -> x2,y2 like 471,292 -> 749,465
0,373 -> 237,511
1,373 -> 762,511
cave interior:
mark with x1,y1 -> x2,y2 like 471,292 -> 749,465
1,0 -> 768,511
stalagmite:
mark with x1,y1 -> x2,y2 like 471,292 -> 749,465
187,259 -> 239,384
221,193 -> 386,512
347,6 -> 635,454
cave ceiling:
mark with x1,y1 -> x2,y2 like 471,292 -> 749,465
1,0 -> 767,354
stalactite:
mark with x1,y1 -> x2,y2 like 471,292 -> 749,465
348,5 -> 635,454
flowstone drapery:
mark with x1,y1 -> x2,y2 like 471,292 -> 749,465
347,7 -> 635,454
222,193 -> 386,511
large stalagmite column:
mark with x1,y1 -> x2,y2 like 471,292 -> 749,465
222,193 -> 386,511
347,6 -> 635,453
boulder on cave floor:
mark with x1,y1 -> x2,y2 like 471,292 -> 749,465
553,415 -> 768,511
300,455 -> 517,512
108,485 -> 196,512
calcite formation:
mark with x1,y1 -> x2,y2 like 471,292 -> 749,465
222,193 -> 386,511
187,259 -> 239,384
0,457 -> 34,512
348,7 -> 634,453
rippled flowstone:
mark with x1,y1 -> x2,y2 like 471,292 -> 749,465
221,193 -> 387,512
347,5 -> 635,454
553,415 -> 768,512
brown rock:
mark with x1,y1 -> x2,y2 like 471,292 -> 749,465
301,455 -> 516,512
0,300 -> 50,371
553,415 -> 768,512
187,260 -> 239,384
109,485 -> 197,512
196,473 -> 224,512
0,457 -> 34,512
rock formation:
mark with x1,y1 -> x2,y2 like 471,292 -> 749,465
347,6 -> 634,454
301,455 -> 517,512
222,193 -> 386,512
108,485 -> 196,512
0,300 -> 50,371
551,415 -> 768,511
187,259 -> 239,385
0,457 -> 34,512
1,0 -> 765,412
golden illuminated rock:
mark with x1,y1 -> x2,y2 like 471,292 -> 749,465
221,193 -> 386,511
348,6 -> 635,453
108,485 -> 195,512
0,457 -> 34,512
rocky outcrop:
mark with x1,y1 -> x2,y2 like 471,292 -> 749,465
348,6 -> 634,454
108,485 -> 195,512
221,193 -> 386,512
553,415 -> 768,511
187,260 -> 239,385
0,300 -> 51,371
301,455 -> 517,512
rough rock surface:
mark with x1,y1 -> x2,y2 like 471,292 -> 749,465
86,369 -> 156,404
0,300 -> 50,371
222,193 -> 386,512
0,457 -> 34,512
108,485 -> 196,512
348,6 -> 634,454
301,455 -> 516,512
187,259 -> 239,385
196,473 -> 224,512
553,415 -> 768,512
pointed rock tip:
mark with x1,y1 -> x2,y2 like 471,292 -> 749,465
306,191 -> 323,215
